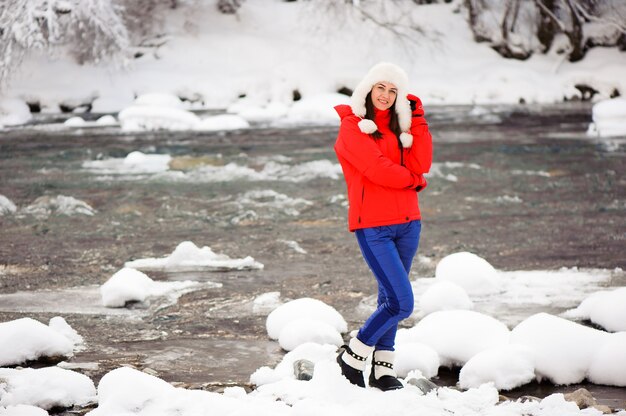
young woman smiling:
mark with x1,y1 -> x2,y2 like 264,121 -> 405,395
333,62 -> 433,391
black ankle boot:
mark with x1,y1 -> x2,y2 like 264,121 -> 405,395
336,345 -> 366,388
369,351 -> 403,391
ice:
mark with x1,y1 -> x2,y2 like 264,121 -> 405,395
252,291 -> 282,314
419,280 -> 473,315
20,195 -> 96,218
279,239 -> 307,254
266,298 -> 348,340
563,287 -> 626,332
124,241 -> 263,272
0,317 -> 80,366
0,194 -> 17,215
587,97 -> 626,137
397,310 -> 510,367
434,252 -> 501,295
0,98 -> 31,126
0,367 -> 95,411
459,344 -> 535,390
100,267 -> 203,308
237,189 -> 312,217
197,114 -> 250,131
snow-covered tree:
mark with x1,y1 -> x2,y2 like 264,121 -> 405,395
464,0 -> 626,61
0,0 -> 130,86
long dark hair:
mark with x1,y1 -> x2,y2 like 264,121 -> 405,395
364,91 -> 402,140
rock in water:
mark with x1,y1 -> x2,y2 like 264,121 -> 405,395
293,359 -> 315,381
406,375 -> 438,394
564,388 -> 597,409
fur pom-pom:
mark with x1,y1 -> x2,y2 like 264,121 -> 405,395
400,132 -> 413,148
358,119 -> 378,134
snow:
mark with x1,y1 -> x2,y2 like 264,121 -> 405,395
587,97 -> 626,137
419,280 -> 473,314
0,317 -> 81,366
278,319 -> 343,351
83,151 -> 172,174
252,291 -> 282,315
266,298 -> 348,341
459,345 -> 535,391
100,267 -> 202,308
124,241 -> 263,272
0,405 -> 48,416
563,287 -> 626,332
0,98 -> 31,126
119,103 -> 200,131
588,332 -> 626,387
280,93 -> 349,126
434,252 -> 501,295
397,310 -> 510,367
0,195 -> 17,215
197,114 -> 250,131
20,195 -> 96,218
95,115 -> 117,125
394,342 -> 440,379
64,116 -> 86,127
0,367 -> 95,411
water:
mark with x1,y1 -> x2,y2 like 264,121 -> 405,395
1,103 -> 624,407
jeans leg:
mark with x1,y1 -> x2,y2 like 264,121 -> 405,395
355,226 -> 415,348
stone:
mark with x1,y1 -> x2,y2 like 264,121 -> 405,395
564,388 -> 597,409
293,359 -> 315,381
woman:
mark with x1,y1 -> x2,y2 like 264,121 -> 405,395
333,62 -> 432,391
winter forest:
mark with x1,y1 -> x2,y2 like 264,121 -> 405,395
1,1 -> 626,416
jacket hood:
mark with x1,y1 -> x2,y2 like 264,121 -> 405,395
350,62 -> 412,133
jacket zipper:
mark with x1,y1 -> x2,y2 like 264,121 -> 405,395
359,186 -> 365,223
396,136 -> 404,166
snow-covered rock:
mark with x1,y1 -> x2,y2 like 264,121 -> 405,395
278,318 -> 343,351
397,310 -> 510,367
394,342 -> 440,379
0,317 -> 83,366
0,98 -> 32,126
435,252 -> 500,295
196,114 -> 250,131
64,116 -> 86,127
83,151 -> 172,174
124,241 -> 263,272
459,345 -> 536,390
587,97 -> 626,137
118,94 -> 199,131
588,332 -> 626,387
95,115 -> 117,125
0,195 -> 17,215
419,280 -> 473,315
0,367 -> 95,411
20,195 -> 96,218
563,287 -> 626,332
266,298 -> 347,340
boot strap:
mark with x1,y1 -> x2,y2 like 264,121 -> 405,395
373,360 -> 394,369
341,345 -> 367,362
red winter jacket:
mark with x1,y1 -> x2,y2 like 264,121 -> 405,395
334,98 -> 432,232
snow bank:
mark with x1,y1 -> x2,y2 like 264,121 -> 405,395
197,114 -> 249,131
124,241 -> 263,272
397,310 -> 510,367
118,93 -> 200,131
100,267 -> 202,308
0,317 -> 81,366
587,97 -> 626,137
563,287 -> 626,332
0,98 -> 31,126
20,195 -> 96,218
0,367 -> 95,411
266,298 -> 347,341
0,195 -> 17,215
281,93 -> 349,125
434,252 -> 500,295
510,313 -> 610,385
419,280 -> 473,315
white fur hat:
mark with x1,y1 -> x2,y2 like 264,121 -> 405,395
350,62 -> 412,142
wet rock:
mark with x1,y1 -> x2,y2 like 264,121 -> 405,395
518,395 -> 541,403
406,375 -> 438,394
591,404 -> 613,414
564,388 -> 597,409
293,359 -> 315,381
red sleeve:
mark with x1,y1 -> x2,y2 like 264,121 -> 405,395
404,97 -> 433,174
334,117 -> 424,189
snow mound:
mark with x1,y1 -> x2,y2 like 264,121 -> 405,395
250,342 -> 337,386
419,280 -> 473,315
0,98 -> 31,126
397,310 -> 510,367
435,252 -> 500,295
64,116 -> 86,127
278,318 -> 343,351
266,298 -> 347,340
83,151 -> 172,174
134,93 -> 185,109
510,313 -> 609,385
197,114 -> 250,131
235,101 -> 289,123
118,94 -> 199,131
587,97 -> 626,137
21,195 -> 96,218
563,287 -> 626,332
459,344 -> 535,391
100,267 -> 202,308
0,194 -> 17,215
124,241 -> 263,272
588,332 -> 626,387
282,93 -> 350,125
394,342 -> 440,379
0,405 -> 48,416
0,317 -> 81,366
0,367 -> 95,411
96,115 -> 117,125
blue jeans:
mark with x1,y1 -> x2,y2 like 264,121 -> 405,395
355,220 -> 421,351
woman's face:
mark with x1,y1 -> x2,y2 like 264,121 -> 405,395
370,82 -> 397,111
